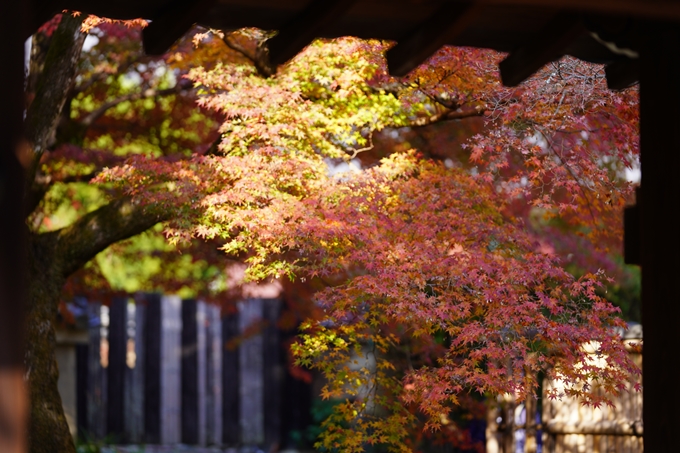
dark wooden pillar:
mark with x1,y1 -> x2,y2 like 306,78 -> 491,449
181,299 -> 199,444
75,343 -> 88,438
640,21 -> 680,453
86,303 -> 107,440
125,301 -> 145,442
240,299 -> 264,445
0,2 -> 28,452
206,304 -> 222,445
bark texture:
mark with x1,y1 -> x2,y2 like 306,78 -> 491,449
26,239 -> 72,453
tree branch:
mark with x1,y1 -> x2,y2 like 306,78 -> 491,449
349,134 -> 374,159
410,105 -> 486,127
222,34 -> 275,77
43,198 -> 173,279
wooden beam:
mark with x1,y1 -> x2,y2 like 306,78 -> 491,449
499,12 -> 585,86
481,0 -> 680,23
267,0 -> 358,67
545,419 -> 643,436
142,0 -> 218,55
386,1 -> 478,77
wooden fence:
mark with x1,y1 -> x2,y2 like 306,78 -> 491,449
486,326 -> 643,453
57,294 -> 312,449
542,329 -> 643,453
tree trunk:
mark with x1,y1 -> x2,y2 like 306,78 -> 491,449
23,14 -> 86,453
22,13 -> 174,453
25,236 -> 74,453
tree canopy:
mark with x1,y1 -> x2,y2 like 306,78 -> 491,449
27,13 -> 640,453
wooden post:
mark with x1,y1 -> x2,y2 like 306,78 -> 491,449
206,304 -> 223,445
263,298 -> 283,451
181,299 -> 198,444
144,294 -> 161,444
640,20 -> 680,453
239,298 -> 264,446
524,395 -> 537,453
75,342 -> 88,438
85,303 -> 108,441
181,299 -> 207,445
125,301 -> 145,443
161,295 -> 182,444
55,328 -> 88,438
144,293 -> 182,444
196,301 -> 207,446
107,297 -> 128,441
222,310 -> 240,445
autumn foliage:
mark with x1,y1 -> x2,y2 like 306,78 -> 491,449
34,16 -> 640,452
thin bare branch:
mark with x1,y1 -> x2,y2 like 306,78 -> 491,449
349,134 -> 374,159
410,105 -> 486,127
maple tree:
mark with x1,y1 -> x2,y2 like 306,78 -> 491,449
25,11 -> 639,453
104,39 -> 640,453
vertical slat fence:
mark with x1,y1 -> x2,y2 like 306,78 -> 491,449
68,294 -> 307,449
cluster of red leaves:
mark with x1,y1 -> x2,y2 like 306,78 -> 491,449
405,48 -> 638,255
227,152 -> 637,447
